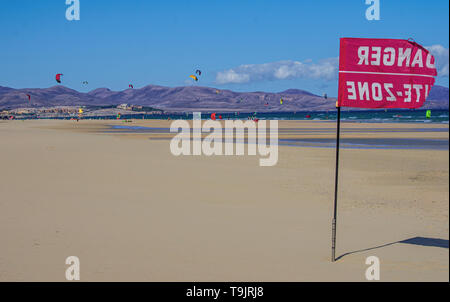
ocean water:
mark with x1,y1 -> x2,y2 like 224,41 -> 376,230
103,109 -> 449,124
21,109 -> 449,124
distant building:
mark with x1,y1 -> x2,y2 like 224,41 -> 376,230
16,109 -> 32,114
117,104 -> 130,110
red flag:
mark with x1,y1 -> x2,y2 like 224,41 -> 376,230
338,38 -> 437,109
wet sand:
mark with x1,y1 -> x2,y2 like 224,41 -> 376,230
0,119 -> 448,281
105,122 -> 449,150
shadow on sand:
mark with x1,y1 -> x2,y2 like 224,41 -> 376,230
336,236 -> 449,261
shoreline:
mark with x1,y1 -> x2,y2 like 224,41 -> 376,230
2,108 -> 449,124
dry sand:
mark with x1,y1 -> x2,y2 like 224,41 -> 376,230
0,119 -> 448,281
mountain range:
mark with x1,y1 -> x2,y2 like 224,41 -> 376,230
0,84 -> 448,112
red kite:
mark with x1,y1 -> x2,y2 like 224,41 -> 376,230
55,73 -> 63,83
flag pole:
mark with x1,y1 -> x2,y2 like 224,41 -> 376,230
332,104 -> 341,262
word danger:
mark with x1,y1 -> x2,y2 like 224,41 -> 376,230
356,46 -> 435,69
345,81 -> 430,104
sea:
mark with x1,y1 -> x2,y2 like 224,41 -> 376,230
17,109 -> 449,124
88,109 -> 449,124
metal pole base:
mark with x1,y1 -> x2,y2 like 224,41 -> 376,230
331,218 -> 336,262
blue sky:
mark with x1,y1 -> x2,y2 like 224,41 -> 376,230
0,0 -> 448,96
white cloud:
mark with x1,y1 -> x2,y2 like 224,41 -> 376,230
426,45 -> 449,77
216,45 -> 449,85
216,58 -> 339,84
216,69 -> 250,84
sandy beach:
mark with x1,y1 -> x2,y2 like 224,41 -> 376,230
0,119 -> 448,281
